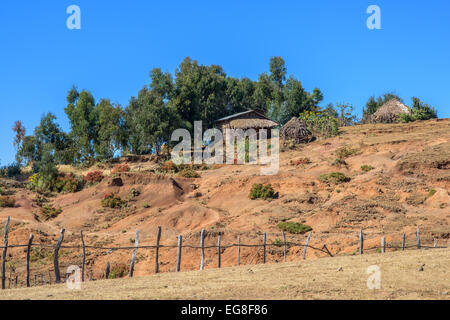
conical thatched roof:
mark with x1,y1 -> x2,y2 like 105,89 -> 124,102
280,117 -> 313,144
372,99 -> 411,123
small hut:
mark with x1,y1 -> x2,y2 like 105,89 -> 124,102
215,110 -> 279,138
371,99 -> 411,123
280,117 -> 313,144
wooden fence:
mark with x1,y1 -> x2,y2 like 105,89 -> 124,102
1,216 -> 449,289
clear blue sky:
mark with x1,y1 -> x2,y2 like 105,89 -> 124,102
1,0 -> 449,165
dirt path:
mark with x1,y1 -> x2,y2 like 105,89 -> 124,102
1,249 -> 448,300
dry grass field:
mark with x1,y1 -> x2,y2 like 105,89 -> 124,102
1,248 -> 448,300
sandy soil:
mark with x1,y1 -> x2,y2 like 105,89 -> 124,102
0,248 -> 448,300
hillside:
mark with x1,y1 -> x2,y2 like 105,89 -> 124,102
0,119 -> 449,287
1,249 -> 449,300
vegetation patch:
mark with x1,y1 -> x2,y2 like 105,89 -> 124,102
277,222 -> 312,234
335,146 -> 358,159
249,184 -> 276,200
40,205 -> 62,220
101,192 -> 126,209
178,168 -> 200,178
84,171 -> 104,185
0,196 -> 15,208
361,165 -> 375,172
108,263 -> 129,279
319,172 -> 351,184
298,110 -> 339,138
112,164 -> 130,174
290,158 -> 311,166
428,188 -> 436,197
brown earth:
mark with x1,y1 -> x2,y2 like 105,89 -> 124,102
0,119 -> 449,289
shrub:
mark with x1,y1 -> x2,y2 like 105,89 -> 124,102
0,196 -> 15,208
400,97 -> 438,123
101,192 -> 125,209
332,158 -> 347,167
0,163 -> 21,178
178,168 -> 200,178
299,110 -> 339,138
277,222 -> 312,234
161,160 -> 178,173
54,173 -> 82,193
428,188 -> 436,197
84,171 -> 104,185
112,164 -> 130,174
361,165 -> 375,172
128,188 -> 140,200
108,263 -> 129,279
290,158 -> 311,166
249,184 -> 276,200
319,172 -> 351,184
336,146 -> 358,159
40,205 -> 62,220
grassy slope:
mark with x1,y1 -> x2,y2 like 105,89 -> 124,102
1,248 -> 449,300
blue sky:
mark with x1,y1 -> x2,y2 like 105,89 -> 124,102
1,0 -> 449,165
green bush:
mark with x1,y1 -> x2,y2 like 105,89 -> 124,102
400,97 -> 438,123
336,146 -> 358,159
0,163 -> 22,178
299,110 -> 339,138
178,168 -> 200,178
428,188 -> 436,197
40,205 -> 62,220
0,196 -> 15,208
108,263 -> 129,279
101,192 -> 125,209
249,184 -> 276,200
319,172 -> 351,184
361,165 -> 375,172
277,222 -> 312,234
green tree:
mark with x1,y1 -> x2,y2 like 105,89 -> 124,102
95,99 -> 126,160
64,87 -> 97,162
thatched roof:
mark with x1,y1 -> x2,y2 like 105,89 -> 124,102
372,99 -> 411,123
215,110 -> 279,129
280,117 -> 312,143
228,118 -> 279,129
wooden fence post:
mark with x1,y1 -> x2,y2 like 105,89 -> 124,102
80,231 -> 86,282
263,233 -> 267,264
155,226 -> 162,274
176,235 -> 182,272
54,228 -> 65,283
1,216 -> 10,290
359,229 -> 364,255
26,234 -> 33,287
34,274 -> 37,286
416,227 -> 421,249
105,262 -> 110,279
237,237 -> 241,266
402,233 -> 406,251
217,235 -> 221,268
129,230 -> 139,277
282,231 -> 287,263
303,232 -> 312,260
433,238 -> 437,248
200,229 -> 205,270
381,237 -> 385,254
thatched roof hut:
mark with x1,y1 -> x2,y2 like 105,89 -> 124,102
215,110 -> 279,132
280,117 -> 313,144
371,99 -> 411,123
